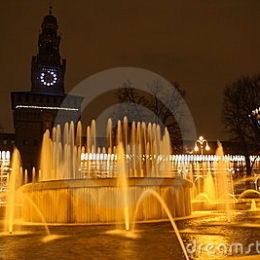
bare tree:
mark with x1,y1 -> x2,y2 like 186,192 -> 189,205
223,75 -> 260,176
115,79 -> 186,153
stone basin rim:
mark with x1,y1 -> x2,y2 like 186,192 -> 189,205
20,177 -> 193,192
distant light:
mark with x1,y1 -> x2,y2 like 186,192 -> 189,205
0,151 -> 11,160
79,153 -> 260,163
252,107 -> 260,115
6,151 -> 10,160
15,105 -> 79,112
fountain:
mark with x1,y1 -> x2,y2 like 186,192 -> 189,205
250,199 -> 257,211
0,118 -> 194,260
191,142 -> 235,219
7,118 -> 192,226
2,148 -> 51,236
5,118 -> 246,232
116,143 -> 130,230
203,170 -> 216,201
4,148 -> 22,234
238,190 -> 260,199
215,141 -> 234,221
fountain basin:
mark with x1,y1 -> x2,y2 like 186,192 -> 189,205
19,177 -> 192,224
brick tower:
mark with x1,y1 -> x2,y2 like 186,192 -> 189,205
11,7 -> 83,175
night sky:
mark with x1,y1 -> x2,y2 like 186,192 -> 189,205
1,0 -> 260,140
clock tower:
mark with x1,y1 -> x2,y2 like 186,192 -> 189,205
31,8 -> 66,94
11,7 -> 83,176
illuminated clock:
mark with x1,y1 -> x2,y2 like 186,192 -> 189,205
39,70 -> 58,86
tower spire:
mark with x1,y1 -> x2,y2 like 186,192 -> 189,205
30,8 -> 66,94
49,4 -> 53,15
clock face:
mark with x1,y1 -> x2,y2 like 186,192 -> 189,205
39,70 -> 58,86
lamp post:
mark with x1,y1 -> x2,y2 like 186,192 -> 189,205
194,136 -> 210,155
249,107 -> 260,148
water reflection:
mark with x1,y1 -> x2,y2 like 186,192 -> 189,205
0,215 -> 259,259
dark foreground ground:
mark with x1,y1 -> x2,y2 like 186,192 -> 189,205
0,214 -> 259,260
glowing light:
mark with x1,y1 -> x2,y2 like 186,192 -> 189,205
79,153 -> 260,163
0,151 -> 11,160
252,107 -> 260,115
40,70 -> 58,86
194,144 -> 199,152
6,151 -> 10,160
15,105 -> 79,112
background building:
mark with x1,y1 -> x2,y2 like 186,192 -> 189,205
10,9 -> 83,175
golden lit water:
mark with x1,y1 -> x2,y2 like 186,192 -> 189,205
2,118 -> 260,260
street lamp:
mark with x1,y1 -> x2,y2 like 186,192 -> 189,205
194,136 -> 210,155
250,107 -> 260,129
